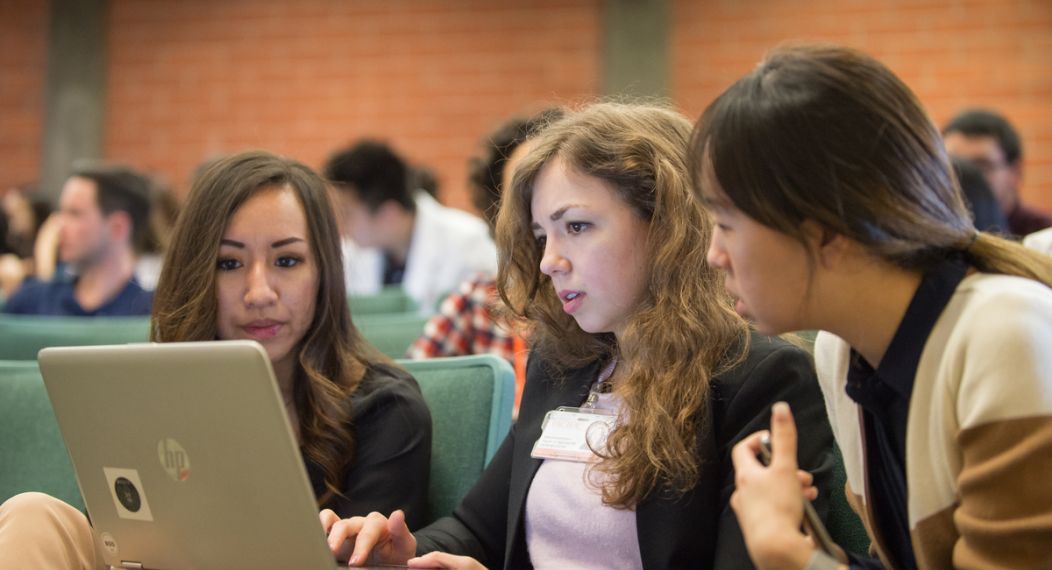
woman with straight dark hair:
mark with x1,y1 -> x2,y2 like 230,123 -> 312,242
0,151 -> 431,568
692,44 -> 1052,569
323,102 -> 835,569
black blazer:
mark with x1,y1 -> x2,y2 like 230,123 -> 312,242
415,332 -> 835,569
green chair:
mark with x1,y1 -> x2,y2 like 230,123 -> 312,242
357,312 -> 429,358
827,444 -> 871,556
349,286 -> 418,315
0,314 -> 151,360
0,360 -> 84,510
397,355 -> 515,523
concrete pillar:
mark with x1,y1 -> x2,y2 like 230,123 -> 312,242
601,0 -> 669,99
40,0 -> 107,201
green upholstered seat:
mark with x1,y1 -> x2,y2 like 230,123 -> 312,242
357,312 -> 429,358
349,287 -> 418,315
828,443 -> 872,556
397,355 -> 515,524
0,360 -> 84,510
0,315 -> 151,360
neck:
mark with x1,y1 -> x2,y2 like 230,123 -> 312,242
383,210 -> 416,265
73,245 -> 137,310
811,258 -> 923,368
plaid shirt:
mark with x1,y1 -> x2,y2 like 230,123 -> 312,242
408,275 -> 528,414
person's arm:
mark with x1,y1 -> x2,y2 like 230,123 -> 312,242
324,373 -> 433,529
713,338 -> 838,568
412,427 -> 516,567
943,293 -> 1052,568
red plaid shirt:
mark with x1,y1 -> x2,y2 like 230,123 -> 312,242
408,275 -> 528,414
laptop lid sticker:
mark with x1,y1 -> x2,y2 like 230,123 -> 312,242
103,467 -> 154,522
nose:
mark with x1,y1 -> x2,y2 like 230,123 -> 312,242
538,237 -> 569,277
706,228 -> 729,270
244,261 -> 278,308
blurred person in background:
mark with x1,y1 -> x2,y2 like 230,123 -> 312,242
408,108 -> 562,415
2,163 -> 153,316
943,108 -> 1052,236
951,156 -> 1008,234
324,140 -> 496,315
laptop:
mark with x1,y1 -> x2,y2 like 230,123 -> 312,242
39,340 -> 343,569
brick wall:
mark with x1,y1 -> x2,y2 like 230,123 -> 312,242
0,0 -> 48,191
671,0 -> 1052,210
8,1 -> 1052,214
104,0 -> 601,210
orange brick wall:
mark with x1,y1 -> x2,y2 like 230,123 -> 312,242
671,0 -> 1052,211
8,1 -> 1052,215
0,0 -> 48,191
104,0 -> 601,211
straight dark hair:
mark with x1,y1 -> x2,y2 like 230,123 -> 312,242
152,150 -> 391,505
690,43 -> 1052,284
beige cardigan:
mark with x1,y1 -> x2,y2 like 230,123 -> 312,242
814,273 -> 1052,569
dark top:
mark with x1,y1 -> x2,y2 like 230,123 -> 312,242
305,362 -> 432,529
1007,202 -> 1052,237
844,254 -> 968,570
413,332 -> 836,569
2,276 -> 153,316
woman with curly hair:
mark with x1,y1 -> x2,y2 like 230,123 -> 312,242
324,102 -> 835,569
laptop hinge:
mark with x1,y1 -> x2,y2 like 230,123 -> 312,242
120,562 -> 145,569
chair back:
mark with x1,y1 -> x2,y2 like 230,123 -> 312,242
357,312 -> 429,358
0,315 -> 151,360
0,360 -> 83,510
828,444 -> 872,556
349,287 -> 418,315
397,355 -> 514,523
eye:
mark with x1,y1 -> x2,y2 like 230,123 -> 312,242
275,256 -> 302,268
567,221 -> 589,234
217,258 -> 241,271
533,234 -> 547,248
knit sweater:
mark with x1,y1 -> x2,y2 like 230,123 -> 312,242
814,272 -> 1052,569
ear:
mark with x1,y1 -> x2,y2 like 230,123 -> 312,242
376,199 -> 409,223
106,210 -> 133,243
1008,161 -> 1024,190
801,220 -> 849,269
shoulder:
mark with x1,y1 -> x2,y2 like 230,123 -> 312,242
942,273 -> 1052,358
416,194 -> 492,240
2,278 -> 63,314
353,362 -> 432,426
710,331 -> 815,402
927,273 -> 1052,421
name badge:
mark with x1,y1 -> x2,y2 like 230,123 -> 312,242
531,407 -> 618,463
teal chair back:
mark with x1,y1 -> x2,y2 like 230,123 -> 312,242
349,287 -> 418,315
357,312 -> 429,358
828,444 -> 871,556
0,315 -> 151,360
397,355 -> 514,523
0,360 -> 83,510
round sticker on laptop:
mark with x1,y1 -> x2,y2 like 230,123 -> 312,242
157,438 -> 191,482
99,532 -> 119,555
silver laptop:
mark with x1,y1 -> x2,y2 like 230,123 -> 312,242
39,340 -> 341,569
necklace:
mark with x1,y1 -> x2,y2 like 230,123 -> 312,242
583,356 -> 619,409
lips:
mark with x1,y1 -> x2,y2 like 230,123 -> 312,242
558,290 -> 585,314
243,319 -> 283,340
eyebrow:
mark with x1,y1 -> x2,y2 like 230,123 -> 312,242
530,204 -> 585,230
220,237 -> 306,248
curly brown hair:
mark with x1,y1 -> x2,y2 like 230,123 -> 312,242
151,150 -> 391,506
496,102 -> 748,508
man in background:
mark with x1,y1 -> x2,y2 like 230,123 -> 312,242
324,140 -> 496,315
2,163 -> 153,316
943,108 -> 1052,236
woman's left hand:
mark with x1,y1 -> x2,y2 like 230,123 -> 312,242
407,551 -> 487,569
730,402 -> 817,570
